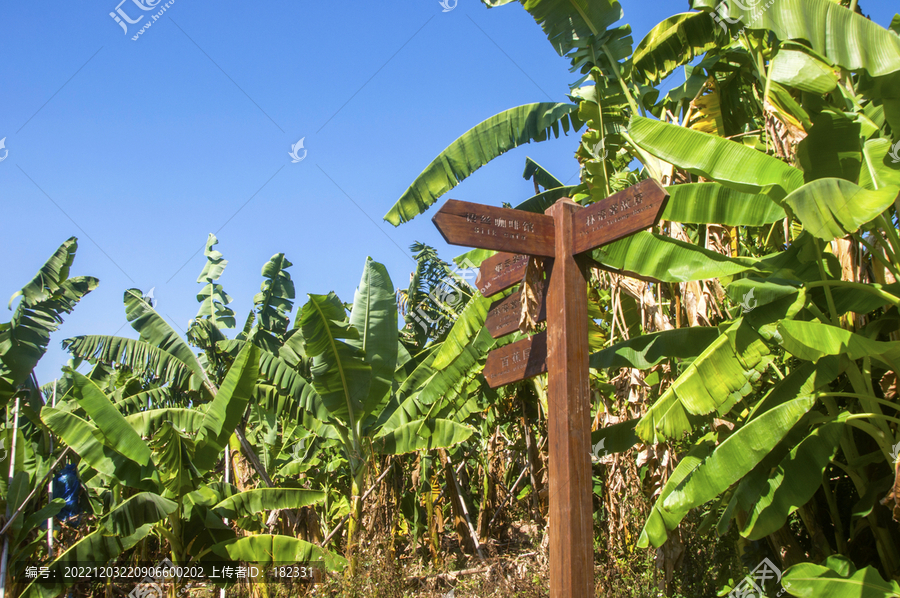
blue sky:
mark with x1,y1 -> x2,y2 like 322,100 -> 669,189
1,0 -> 896,385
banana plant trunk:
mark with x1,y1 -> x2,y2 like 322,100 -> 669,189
346,463 -> 366,575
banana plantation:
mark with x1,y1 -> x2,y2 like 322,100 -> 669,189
3,0 -> 900,596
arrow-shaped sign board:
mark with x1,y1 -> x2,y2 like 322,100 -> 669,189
572,178 -> 669,255
484,284 -> 548,339
433,201 -> 555,257
475,252 -> 529,297
483,332 -> 547,388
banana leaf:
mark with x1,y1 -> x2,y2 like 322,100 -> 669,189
633,12 -> 727,83
348,258 -> 398,421
662,397 -> 816,514
782,563 -> 900,597
384,103 -> 580,225
300,292 -> 372,425
375,418 -> 474,454
741,421 -> 844,540
211,534 -> 346,571
68,371 -> 152,467
664,182 -> 786,226
723,0 -> 900,77
193,343 -> 259,472
212,488 -> 325,520
590,327 -> 720,370
628,115 -> 805,198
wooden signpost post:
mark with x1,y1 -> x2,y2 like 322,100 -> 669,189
433,178 -> 669,598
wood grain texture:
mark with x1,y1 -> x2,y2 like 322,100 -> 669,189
545,198 -> 594,598
433,200 -> 555,257
572,178 -> 669,255
475,252 -> 529,297
482,332 -> 547,388
484,281 -> 548,339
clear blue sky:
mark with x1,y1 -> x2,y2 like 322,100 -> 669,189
1,1 -> 896,385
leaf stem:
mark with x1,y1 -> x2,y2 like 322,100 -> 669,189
814,243 -> 841,327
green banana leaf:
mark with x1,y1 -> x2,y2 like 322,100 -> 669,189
62,336 -> 194,389
348,258 -> 398,421
859,138 -> 900,191
8,237 -> 77,308
633,12 -> 727,83
41,408 -> 155,491
124,288 -> 210,390
194,233 -> 236,329
662,397 -> 815,513
663,182 -> 786,226
150,421 -> 200,495
741,421 -> 843,540
222,339 -> 330,423
211,534 -> 346,571
300,292 -> 372,424
101,491 -> 177,536
796,112 -> 862,183
431,288 -> 496,370
1,272 -> 97,402
212,488 -> 325,519
69,371 -> 152,466
590,418 -> 639,455
723,0 -> 900,78
769,47 -> 838,94
637,320 -> 773,443
782,178 -> 899,241
590,327 -> 720,370
637,433 -> 715,548
778,319 -> 900,371
193,343 -> 259,472
499,0 -> 623,57
375,418 -> 474,454
628,115 -> 805,198
523,157 -> 563,190
782,563 -> 900,597
253,253 -> 295,336
124,408 -> 206,437
384,103 -> 580,225
591,231 -> 760,283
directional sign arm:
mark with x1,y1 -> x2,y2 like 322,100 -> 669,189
432,200 -> 555,257
572,178 -> 669,254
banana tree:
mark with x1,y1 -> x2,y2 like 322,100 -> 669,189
295,257 -> 478,570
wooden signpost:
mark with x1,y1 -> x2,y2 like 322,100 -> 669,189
432,178 -> 668,598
